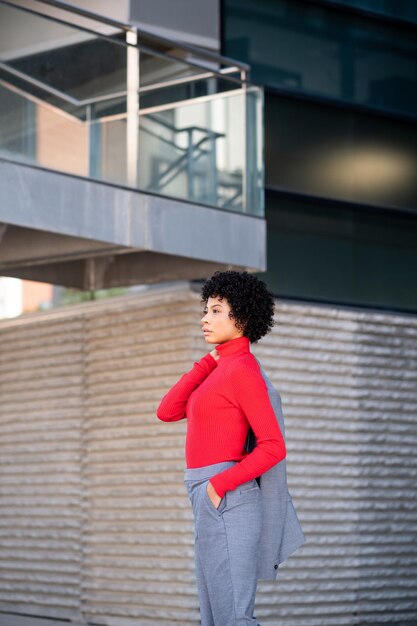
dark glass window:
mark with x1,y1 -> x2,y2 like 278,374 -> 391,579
265,94 -> 417,212
223,0 -> 417,117
259,191 -> 417,312
326,0 -> 417,24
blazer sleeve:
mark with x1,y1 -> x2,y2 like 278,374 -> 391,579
156,352 -> 217,422
209,359 -> 286,498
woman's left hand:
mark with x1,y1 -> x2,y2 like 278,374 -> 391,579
207,480 -> 222,509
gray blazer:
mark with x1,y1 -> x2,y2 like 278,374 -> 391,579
247,358 -> 306,580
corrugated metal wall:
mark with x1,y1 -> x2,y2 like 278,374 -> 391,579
1,284 -> 416,626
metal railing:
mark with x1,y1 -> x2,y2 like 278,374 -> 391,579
0,0 -> 264,215
1,0 -> 250,80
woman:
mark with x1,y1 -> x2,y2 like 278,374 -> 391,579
156,270 -> 286,626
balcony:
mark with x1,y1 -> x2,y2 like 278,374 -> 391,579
0,0 -> 266,288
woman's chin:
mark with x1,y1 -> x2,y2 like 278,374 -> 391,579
203,335 -> 217,344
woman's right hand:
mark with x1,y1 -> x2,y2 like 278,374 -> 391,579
207,480 -> 222,509
210,348 -> 219,361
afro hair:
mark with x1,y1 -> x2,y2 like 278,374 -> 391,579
200,270 -> 275,344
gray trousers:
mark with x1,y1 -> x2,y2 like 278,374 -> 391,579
184,460 -> 263,626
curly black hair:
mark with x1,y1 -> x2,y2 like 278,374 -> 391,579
200,270 -> 275,344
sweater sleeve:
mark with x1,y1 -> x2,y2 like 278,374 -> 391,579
156,352 -> 218,422
209,359 -> 286,498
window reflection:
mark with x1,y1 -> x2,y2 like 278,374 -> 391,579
326,0 -> 417,24
265,95 -> 417,211
259,191 -> 417,312
223,0 -> 417,117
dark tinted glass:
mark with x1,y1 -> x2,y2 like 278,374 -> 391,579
326,0 -> 417,23
223,0 -> 417,117
259,191 -> 417,312
265,94 -> 417,212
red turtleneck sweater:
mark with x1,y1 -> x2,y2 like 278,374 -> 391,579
156,335 -> 286,499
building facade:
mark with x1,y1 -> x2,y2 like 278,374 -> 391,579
0,284 -> 417,626
222,0 -> 417,313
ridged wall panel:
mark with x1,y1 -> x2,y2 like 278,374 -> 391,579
0,314 -> 85,622
0,285 -> 416,626
250,303 -> 417,626
82,294 -> 200,626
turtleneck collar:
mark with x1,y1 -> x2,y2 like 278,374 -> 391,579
215,335 -> 250,359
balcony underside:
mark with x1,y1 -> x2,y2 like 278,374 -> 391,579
0,160 -> 266,289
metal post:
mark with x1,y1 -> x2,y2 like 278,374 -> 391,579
207,77 -> 217,206
187,128 -> 194,201
126,28 -> 139,187
209,130 -> 218,205
257,88 -> 265,217
86,104 -> 92,177
241,69 -> 248,214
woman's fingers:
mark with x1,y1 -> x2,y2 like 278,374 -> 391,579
207,481 -> 222,508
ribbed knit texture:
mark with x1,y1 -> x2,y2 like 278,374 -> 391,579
156,335 -> 286,498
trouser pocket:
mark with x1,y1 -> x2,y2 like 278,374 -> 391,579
223,478 -> 261,512
239,477 -> 261,494
204,478 -> 227,515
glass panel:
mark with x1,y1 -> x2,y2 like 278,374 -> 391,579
0,83 -> 36,163
0,3 -> 126,114
326,0 -> 417,24
259,192 -> 417,312
97,84 -> 263,214
0,0 -> 264,216
265,94 -> 417,212
0,81 -> 89,175
141,95 -> 246,210
223,0 -> 417,117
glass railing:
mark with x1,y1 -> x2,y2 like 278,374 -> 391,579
0,0 -> 264,216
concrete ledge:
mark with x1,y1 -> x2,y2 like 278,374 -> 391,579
0,159 -> 266,272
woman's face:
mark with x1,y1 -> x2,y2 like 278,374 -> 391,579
201,296 -> 244,345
